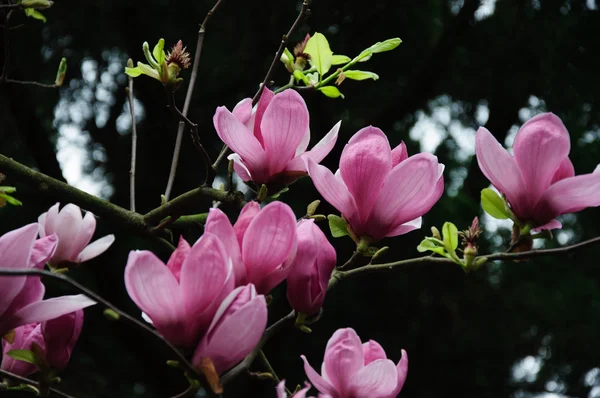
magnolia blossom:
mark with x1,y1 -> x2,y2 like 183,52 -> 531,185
276,381 -> 314,398
0,224 -> 96,337
1,310 -> 83,377
214,88 -> 340,185
192,284 -> 267,374
124,233 -> 234,347
306,126 -> 444,241
476,112 -> 600,230
286,219 -> 336,315
204,201 -> 298,293
302,328 -> 408,398
38,203 -> 115,266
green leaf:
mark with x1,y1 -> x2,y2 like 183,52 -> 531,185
293,69 -> 310,85
0,186 -> 16,193
281,48 -> 295,71
136,62 -> 160,80
481,188 -> 511,219
0,193 -> 23,206
7,384 -> 40,394
328,214 -> 349,238
24,8 -> 46,22
367,38 -> 402,53
304,32 -> 333,77
6,349 -> 37,365
416,239 -> 446,256
153,38 -> 166,65
442,222 -> 459,252
318,86 -> 345,99
125,66 -> 143,77
331,54 -> 351,65
343,70 -> 379,81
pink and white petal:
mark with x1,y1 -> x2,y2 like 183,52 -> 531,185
166,237 -> 191,283
242,202 -> 297,290
51,204 -> 84,263
532,219 -> 562,232
228,154 -> 253,181
551,157 -> 575,184
42,203 -> 61,236
391,141 -> 408,167
38,213 -> 47,238
0,224 -> 39,316
339,126 -> 392,222
76,235 -> 115,263
1,295 -> 95,335
29,235 -> 58,269
1,323 -> 44,377
204,209 -> 245,284
392,350 -> 409,396
347,359 -> 398,398
124,251 -> 182,326
214,106 -> 268,173
233,202 -> 261,246
232,98 -> 253,125
475,127 -> 528,215
69,211 -> 97,260
296,128 -> 312,157
276,380 -> 287,398
537,172 -> 600,220
302,121 -> 341,164
362,340 -> 387,365
253,87 -> 275,144
301,355 -> 338,396
385,217 -> 422,238
305,158 -> 357,220
323,328 -> 364,395
514,113 -> 571,200
261,89 -> 310,175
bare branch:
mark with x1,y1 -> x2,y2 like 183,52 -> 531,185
126,66 -> 138,212
0,369 -> 74,398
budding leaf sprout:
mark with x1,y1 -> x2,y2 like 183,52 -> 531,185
125,39 -> 190,90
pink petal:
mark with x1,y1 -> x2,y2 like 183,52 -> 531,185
166,236 -> 191,283
233,201 -> 261,246
362,340 -> 387,365
204,209 -> 245,285
76,235 -> 115,263
193,294 -> 267,374
536,172 -> 600,222
42,309 -> 83,370
286,121 -> 341,172
276,380 -> 287,398
301,355 -> 338,396
228,153 -> 253,181
384,217 -> 422,238
29,235 -> 58,268
124,251 -> 182,327
242,202 -> 298,294
393,349 -> 409,396
370,153 -> 441,237
391,141 -> 408,167
1,295 -> 95,336
286,221 -> 319,314
339,126 -> 392,222
50,204 -> 85,263
296,128 -> 312,156
69,211 -> 97,261
41,203 -> 60,236
1,323 -> 44,377
475,127 -> 528,217
232,98 -> 253,125
305,158 -> 357,220
37,213 -> 47,238
253,87 -> 275,144
532,219 -> 562,232
514,113 -> 571,201
347,359 -> 398,397
214,106 -> 268,175
261,89 -> 310,175
551,157 -> 575,184
323,328 -> 364,395
0,224 -> 38,317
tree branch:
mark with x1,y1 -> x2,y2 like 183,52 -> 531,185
127,66 -> 138,212
164,0 -> 225,199
0,369 -> 74,398
0,268 -> 219,397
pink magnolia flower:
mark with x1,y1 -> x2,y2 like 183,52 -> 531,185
286,219 -> 336,315
276,380 -> 315,398
204,201 -> 298,294
192,284 -> 267,375
38,203 -> 115,266
302,328 -> 408,398
0,224 -> 95,337
476,112 -> 600,230
1,310 -> 83,377
306,126 -> 444,242
124,233 -> 234,347
214,88 -> 340,185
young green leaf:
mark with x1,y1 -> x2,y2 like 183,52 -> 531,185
442,222 -> 459,252
331,54 -> 351,65
0,193 -> 23,206
125,66 -> 143,77
328,214 -> 349,238
367,38 -> 402,53
304,33 -> 333,77
6,349 -> 38,365
153,39 -> 166,66
55,57 -> 67,86
281,48 -> 295,72
318,86 -> 345,99
343,70 -> 379,81
481,188 -> 511,219
293,70 -> 310,85
24,8 -> 47,22
416,239 -> 447,256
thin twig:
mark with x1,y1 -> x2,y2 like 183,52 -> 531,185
220,311 -> 296,385
0,369 -> 74,398
127,69 -> 137,212
257,350 -> 290,394
0,9 -> 13,82
4,78 -> 58,88
0,268 -> 219,397
164,0 -> 225,199
169,386 -> 198,398
338,251 -> 360,270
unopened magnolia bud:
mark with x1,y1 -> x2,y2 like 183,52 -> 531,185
54,57 -> 67,87
127,58 -> 134,68
431,226 -> 441,240
257,184 -> 268,202
306,200 -> 321,216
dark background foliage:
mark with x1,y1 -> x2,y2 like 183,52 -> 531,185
2,0 -> 600,397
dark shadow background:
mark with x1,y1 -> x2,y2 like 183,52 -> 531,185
2,0 -> 600,397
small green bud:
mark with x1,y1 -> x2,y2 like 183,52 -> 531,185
370,246 -> 389,263
127,58 -> 134,68
103,308 -> 120,321
308,214 -> 327,222
54,57 -> 67,87
20,0 -> 53,9
166,360 -> 180,368
306,200 -> 321,216
257,184 -> 268,202
431,226 -> 441,240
